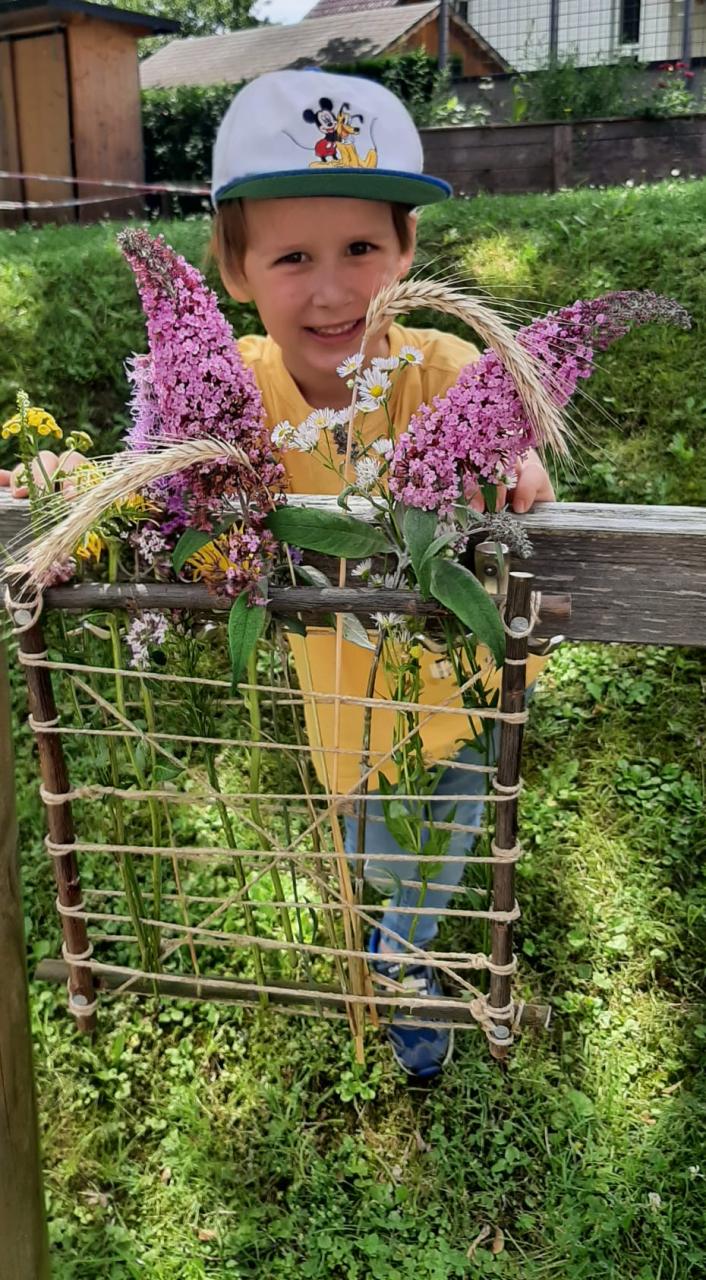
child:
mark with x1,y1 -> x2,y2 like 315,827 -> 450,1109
208,70 -> 553,1078
1,69 -> 553,1077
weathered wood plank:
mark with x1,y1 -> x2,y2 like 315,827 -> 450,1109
0,651 -> 51,1280
3,493 -> 705,646
553,123 -> 574,189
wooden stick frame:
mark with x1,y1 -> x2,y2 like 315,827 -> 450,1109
10,573 -> 544,1054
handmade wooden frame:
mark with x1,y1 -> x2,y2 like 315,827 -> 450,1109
8,569 -> 554,1060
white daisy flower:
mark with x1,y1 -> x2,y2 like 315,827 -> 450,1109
399,345 -> 424,365
271,420 -> 295,449
337,352 -> 364,379
307,407 -> 343,432
357,367 -> 392,403
371,354 -> 400,372
351,558 -> 372,578
291,414 -> 322,452
357,394 -> 385,415
370,572 -> 399,589
372,612 -> 405,629
371,437 -> 393,458
354,456 -> 381,492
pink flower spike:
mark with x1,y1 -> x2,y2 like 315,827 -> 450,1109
389,290 -> 690,513
118,228 -> 287,595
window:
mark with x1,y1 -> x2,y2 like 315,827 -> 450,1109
620,0 -> 641,44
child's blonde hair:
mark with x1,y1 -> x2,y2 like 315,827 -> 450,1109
208,199 -> 415,280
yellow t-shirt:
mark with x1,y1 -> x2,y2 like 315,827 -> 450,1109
238,324 -> 542,793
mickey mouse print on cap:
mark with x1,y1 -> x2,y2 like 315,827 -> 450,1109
211,68 -> 452,208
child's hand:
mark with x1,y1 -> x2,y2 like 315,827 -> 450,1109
0,449 -> 85,499
469,449 -> 555,514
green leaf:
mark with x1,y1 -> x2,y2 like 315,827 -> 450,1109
342,614 -> 375,651
403,506 -> 437,598
228,592 -> 267,689
265,507 -> 388,558
296,564 -> 333,589
420,531 -> 460,565
172,528 -> 215,574
429,557 -> 505,667
481,483 -> 497,513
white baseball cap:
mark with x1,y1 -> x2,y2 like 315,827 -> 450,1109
211,68 -> 452,207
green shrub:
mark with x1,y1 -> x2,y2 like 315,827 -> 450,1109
512,54 -> 643,123
142,84 -> 243,183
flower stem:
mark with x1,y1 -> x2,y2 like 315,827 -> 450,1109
245,649 -> 295,947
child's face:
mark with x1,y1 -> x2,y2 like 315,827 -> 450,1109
223,196 -> 416,402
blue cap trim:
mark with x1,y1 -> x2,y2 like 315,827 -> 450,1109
213,167 -> 453,207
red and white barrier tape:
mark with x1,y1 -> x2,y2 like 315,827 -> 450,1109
0,168 -> 210,210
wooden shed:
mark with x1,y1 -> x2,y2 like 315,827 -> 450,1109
0,0 -> 179,226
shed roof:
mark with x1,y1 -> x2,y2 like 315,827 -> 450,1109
0,0 -> 180,36
307,0 -> 401,15
140,2 -> 441,89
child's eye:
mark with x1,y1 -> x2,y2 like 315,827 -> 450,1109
274,251 -> 307,265
347,241 -> 377,256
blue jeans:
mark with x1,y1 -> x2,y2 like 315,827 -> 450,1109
344,740 -> 496,954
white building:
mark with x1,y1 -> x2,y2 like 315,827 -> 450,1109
456,0 -> 703,71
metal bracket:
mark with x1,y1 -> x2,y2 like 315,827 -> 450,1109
474,540 -> 510,596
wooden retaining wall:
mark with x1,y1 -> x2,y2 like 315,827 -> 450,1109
420,115 -> 706,196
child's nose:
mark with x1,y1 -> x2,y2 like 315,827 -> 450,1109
310,270 -> 355,311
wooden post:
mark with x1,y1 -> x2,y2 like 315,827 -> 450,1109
488,571 -> 533,1060
0,647 -> 52,1280
13,605 -> 97,1031
552,123 -> 573,190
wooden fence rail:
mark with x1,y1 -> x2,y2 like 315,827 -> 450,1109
2,493 -> 705,646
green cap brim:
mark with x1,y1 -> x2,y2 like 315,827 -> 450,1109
214,167 -> 452,207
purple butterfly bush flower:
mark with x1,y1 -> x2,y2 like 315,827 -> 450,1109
118,229 -> 286,598
389,291 -> 690,513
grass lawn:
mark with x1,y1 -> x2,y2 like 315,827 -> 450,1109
4,180 -> 706,1277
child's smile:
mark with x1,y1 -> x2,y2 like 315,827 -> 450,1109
304,316 -> 366,346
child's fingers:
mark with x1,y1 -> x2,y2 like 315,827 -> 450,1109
469,482 -> 508,512
3,451 -> 80,500
511,460 -> 555,513
53,450 -> 88,498
468,487 -> 485,512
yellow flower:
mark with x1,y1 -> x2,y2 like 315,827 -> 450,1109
186,539 -> 231,579
75,530 -> 105,564
1,406 -> 62,440
65,430 -> 93,454
114,491 -> 154,516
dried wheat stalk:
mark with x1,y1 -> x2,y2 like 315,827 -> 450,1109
365,278 -> 569,455
6,438 -> 250,585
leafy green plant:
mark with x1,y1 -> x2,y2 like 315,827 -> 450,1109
142,84 -> 243,185
642,61 -> 705,119
511,54 -> 642,123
